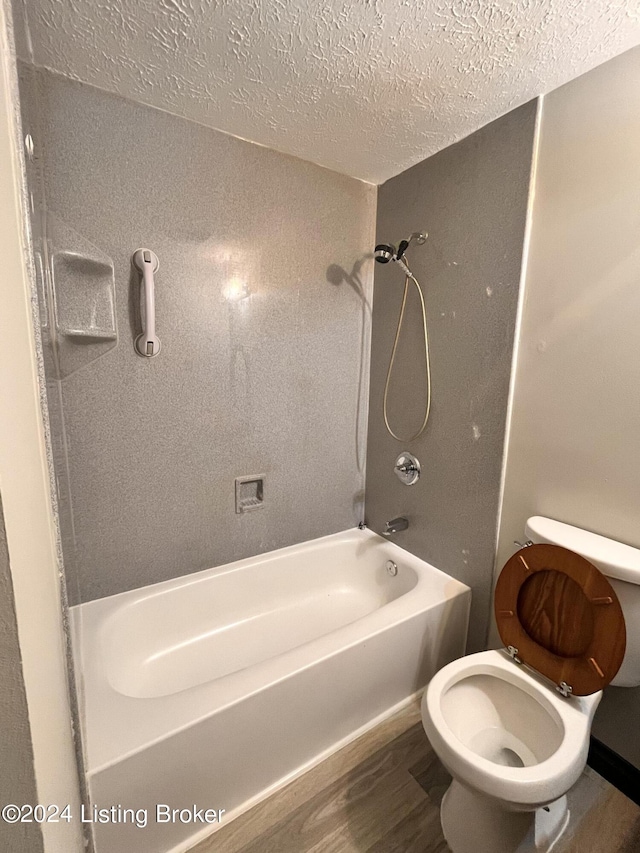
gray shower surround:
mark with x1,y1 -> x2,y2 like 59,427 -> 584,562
366,101 -> 537,652
29,65 -> 535,653
31,69 -> 375,604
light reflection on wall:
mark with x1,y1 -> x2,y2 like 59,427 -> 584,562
223,276 -> 251,303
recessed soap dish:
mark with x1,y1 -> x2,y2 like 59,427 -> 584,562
235,475 -> 265,514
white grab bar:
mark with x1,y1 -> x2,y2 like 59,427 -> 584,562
132,248 -> 161,357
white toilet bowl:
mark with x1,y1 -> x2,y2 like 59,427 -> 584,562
419,519 -> 630,853
422,649 -> 601,853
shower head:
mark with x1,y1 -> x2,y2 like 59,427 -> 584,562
374,244 -> 395,264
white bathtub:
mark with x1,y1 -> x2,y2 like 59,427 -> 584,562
72,528 -> 470,853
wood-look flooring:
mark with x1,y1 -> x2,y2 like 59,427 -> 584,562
189,699 -> 640,853
556,774 -> 640,853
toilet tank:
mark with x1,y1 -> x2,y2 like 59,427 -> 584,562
525,516 -> 640,688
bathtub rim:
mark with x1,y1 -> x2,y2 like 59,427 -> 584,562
100,531 -> 421,699
72,528 -> 470,773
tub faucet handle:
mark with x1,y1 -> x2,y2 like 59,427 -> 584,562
394,452 -> 420,486
383,517 -> 409,536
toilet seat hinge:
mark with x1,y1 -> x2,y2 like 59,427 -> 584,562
506,645 -> 523,665
556,681 -> 573,698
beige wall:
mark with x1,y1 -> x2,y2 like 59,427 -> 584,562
0,496 -> 43,853
496,46 -> 640,589
0,0 -> 84,847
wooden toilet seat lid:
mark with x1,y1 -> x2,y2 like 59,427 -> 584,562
495,544 -> 626,696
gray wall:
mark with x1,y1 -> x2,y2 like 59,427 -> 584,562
495,47 -> 640,768
0,496 -> 44,853
27,68 -> 375,604
366,102 -> 537,652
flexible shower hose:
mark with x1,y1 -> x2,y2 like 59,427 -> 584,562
382,268 -> 432,442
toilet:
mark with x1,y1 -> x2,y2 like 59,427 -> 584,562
422,516 -> 636,853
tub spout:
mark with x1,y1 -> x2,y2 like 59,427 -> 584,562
383,517 -> 409,536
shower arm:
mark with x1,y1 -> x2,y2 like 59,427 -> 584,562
396,232 -> 428,261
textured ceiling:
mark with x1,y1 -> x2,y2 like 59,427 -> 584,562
23,0 -> 640,184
